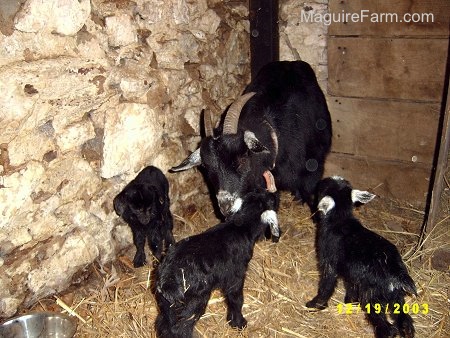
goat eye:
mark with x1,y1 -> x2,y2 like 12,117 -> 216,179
159,197 -> 164,204
236,157 -> 248,171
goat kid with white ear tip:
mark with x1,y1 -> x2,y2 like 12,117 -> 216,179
154,191 -> 279,338
307,176 -> 417,338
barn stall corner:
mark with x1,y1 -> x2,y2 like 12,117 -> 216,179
0,0 -> 449,337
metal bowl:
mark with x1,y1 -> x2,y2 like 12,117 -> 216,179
0,312 -> 77,338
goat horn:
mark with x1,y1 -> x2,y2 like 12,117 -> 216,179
203,109 -> 213,137
223,92 -> 256,135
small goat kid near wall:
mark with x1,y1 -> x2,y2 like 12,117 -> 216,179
307,176 -> 417,338
170,61 -> 332,234
113,166 -> 174,267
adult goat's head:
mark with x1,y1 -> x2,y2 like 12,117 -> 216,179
170,92 -> 277,217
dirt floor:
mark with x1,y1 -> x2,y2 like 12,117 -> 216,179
29,181 -> 449,338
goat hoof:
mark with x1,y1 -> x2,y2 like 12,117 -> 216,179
344,296 -> 358,303
228,315 -> 247,329
398,321 -> 414,338
306,299 -> 327,310
133,255 -> 146,268
375,325 -> 398,338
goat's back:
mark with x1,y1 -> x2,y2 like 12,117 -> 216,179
320,217 -> 416,297
242,61 -> 332,198
243,61 -> 330,129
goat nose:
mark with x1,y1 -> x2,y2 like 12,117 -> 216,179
216,190 -> 233,216
217,190 -> 243,216
217,190 -> 233,216
219,203 -> 231,217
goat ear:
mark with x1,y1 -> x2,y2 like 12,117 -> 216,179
318,196 -> 335,215
113,194 -> 126,217
126,186 -> 144,204
261,210 -> 279,238
244,130 -> 269,153
351,190 -> 376,204
169,148 -> 201,172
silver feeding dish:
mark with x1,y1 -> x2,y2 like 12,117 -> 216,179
0,312 -> 77,338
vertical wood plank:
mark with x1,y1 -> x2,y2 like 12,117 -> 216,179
421,77 -> 450,247
249,0 -> 279,80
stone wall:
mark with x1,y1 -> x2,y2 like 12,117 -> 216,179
0,0 -> 329,318
0,0 -> 250,318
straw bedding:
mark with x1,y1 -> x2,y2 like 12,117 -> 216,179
30,177 -> 449,338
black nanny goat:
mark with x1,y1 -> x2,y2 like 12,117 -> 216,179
113,166 -> 174,267
154,191 -> 279,338
171,61 -> 332,223
306,176 -> 417,338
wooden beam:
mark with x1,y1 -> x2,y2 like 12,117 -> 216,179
249,0 -> 279,80
420,61 -> 450,248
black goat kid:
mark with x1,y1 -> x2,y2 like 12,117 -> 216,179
113,166 -> 174,267
307,176 -> 417,338
155,191 -> 278,338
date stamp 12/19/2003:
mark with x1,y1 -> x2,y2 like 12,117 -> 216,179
336,303 -> 429,315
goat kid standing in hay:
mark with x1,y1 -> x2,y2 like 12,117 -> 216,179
170,61 -> 332,237
307,176 -> 417,338
113,166 -> 175,267
154,191 -> 279,338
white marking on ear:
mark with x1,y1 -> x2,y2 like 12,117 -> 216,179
261,210 -> 279,237
318,196 -> 335,215
170,148 -> 201,172
244,130 -> 256,142
351,190 -> 376,204
331,175 -> 345,181
188,148 -> 201,164
244,130 -> 268,153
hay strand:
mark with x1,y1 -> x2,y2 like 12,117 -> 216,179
55,296 -> 87,323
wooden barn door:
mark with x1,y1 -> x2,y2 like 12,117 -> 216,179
325,0 -> 449,212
